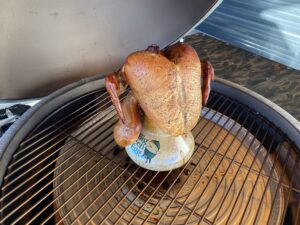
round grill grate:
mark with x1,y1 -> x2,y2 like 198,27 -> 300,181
0,88 -> 299,225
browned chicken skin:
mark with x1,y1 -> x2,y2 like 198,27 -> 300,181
112,92 -> 142,147
105,43 -> 214,147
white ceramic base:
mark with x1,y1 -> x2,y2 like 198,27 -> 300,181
125,117 -> 195,171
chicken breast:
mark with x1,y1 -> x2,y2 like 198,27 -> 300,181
124,43 -> 202,136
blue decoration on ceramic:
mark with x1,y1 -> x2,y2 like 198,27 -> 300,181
126,116 -> 195,171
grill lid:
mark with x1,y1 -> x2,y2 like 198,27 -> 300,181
0,0 -> 221,99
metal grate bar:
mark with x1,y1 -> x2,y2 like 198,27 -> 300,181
224,125 -> 276,225
9,91 -> 116,171
83,95 -> 223,225
109,170 -> 163,225
154,100 -> 237,224
4,92 -> 117,183
45,94 -> 220,224
169,105 -> 245,225
141,98 -> 235,225
240,132 -> 288,224
125,171 -> 173,225
81,165 -> 143,223
9,123 -> 122,225
279,156 -> 299,225
101,165 -> 208,224
30,160 -> 135,225
192,137 -> 300,193
48,93 -> 220,225
0,106 -> 117,202
264,145 -> 293,225
37,152 -> 137,224
20,91 -> 110,146
137,97 -> 231,225
62,169 -> 152,225
196,112 -> 255,224
67,95 -> 224,225
9,130 -> 65,169
104,147 -> 211,225
0,115 -> 119,224
0,91 -> 125,223
211,117 -> 265,224
2,91 -> 122,190
126,147 -> 212,225
39,95 -> 220,225
1,89 -> 299,225
16,90 -> 108,152
255,143 -> 292,224
11,89 -> 124,174
20,88 -> 127,151
205,145 -> 300,193
124,107 -> 249,224
102,151 -> 206,224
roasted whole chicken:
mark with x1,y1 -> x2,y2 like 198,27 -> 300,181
106,43 -> 214,147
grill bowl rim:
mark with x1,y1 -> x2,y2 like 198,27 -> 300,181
0,75 -> 299,188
